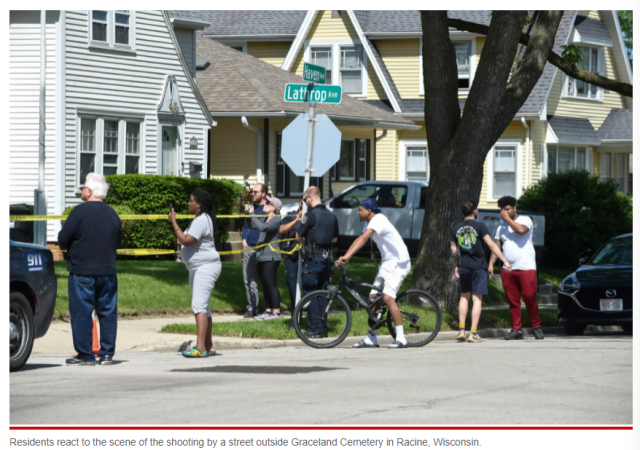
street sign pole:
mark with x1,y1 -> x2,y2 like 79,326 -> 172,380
295,93 -> 318,308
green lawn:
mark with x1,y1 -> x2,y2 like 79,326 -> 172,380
54,258 -> 564,334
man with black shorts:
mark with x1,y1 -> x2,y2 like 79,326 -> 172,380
451,201 -> 511,342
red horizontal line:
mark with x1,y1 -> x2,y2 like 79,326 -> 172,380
9,426 -> 633,431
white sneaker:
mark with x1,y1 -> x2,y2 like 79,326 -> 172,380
254,311 -> 273,321
388,340 -> 408,348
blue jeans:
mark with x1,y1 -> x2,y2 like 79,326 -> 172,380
284,257 -> 299,309
301,255 -> 333,334
68,274 -> 118,362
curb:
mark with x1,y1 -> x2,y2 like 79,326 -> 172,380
141,325 -> 624,353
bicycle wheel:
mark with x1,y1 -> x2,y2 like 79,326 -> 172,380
293,290 -> 352,349
386,289 -> 442,347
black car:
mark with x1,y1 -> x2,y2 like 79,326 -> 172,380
558,234 -> 632,336
10,240 -> 57,371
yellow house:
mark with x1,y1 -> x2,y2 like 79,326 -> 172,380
171,10 -> 633,205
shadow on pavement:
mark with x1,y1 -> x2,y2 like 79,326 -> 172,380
17,363 -> 63,372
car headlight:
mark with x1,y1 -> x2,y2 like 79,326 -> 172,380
559,274 -> 581,294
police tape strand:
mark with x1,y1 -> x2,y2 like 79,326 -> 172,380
9,214 -> 300,221
49,238 -> 302,257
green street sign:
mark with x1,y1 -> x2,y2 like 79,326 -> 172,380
303,62 -> 326,84
284,84 -> 342,104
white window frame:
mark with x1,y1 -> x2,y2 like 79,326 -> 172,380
599,151 -> 629,194
562,45 -> 604,101
357,139 -> 368,181
332,138 -> 357,181
88,10 -> 136,52
304,40 -> 368,98
420,36 -> 476,95
399,139 -> 429,183
546,145 -> 593,174
76,114 -> 145,191
486,139 -> 522,203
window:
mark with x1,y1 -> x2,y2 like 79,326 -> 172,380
125,122 -> 140,174
80,119 -> 97,185
310,47 -> 332,84
615,153 -> 625,192
406,146 -> 429,182
77,116 -> 143,188
306,43 -> 366,96
275,131 -> 320,197
493,146 -> 517,198
333,184 -> 408,209
331,139 -> 370,182
89,10 -> 135,50
547,146 -> 589,173
600,152 -> 611,180
565,46 -> 602,100
340,46 -> 363,94
454,41 -> 472,89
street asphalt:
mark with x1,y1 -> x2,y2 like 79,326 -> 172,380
13,330 -> 632,425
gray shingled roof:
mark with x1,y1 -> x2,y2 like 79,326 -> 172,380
354,10 -> 492,33
169,10 -> 306,37
194,36 -> 417,128
548,115 -> 601,143
597,109 -> 632,141
574,15 -> 613,42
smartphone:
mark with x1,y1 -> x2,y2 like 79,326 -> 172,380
168,202 -> 174,211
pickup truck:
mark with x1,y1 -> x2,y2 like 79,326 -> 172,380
282,181 -> 546,257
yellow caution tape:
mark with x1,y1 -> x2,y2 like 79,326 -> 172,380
10,214 -> 297,222
50,238 -> 302,257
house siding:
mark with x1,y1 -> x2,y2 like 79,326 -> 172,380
63,10 -> 210,217
375,129 -> 398,181
530,119 -> 546,185
9,11 -> 60,240
376,39 -> 421,99
247,41 -> 291,68
210,118 -> 264,186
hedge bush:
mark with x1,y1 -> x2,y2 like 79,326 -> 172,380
517,170 -> 633,268
101,175 -> 243,250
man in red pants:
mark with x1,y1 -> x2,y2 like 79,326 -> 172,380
489,196 -> 544,340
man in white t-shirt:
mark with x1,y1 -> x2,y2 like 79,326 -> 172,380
336,199 -> 411,348
490,196 -> 543,340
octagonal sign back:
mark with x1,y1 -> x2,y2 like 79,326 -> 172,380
281,113 -> 342,177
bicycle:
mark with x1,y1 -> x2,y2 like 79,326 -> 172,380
292,264 -> 442,349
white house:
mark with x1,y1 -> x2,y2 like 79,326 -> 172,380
9,10 -> 214,241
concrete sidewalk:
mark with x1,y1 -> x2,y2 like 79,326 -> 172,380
33,314 -> 622,356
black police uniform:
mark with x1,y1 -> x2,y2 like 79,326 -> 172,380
296,204 -> 339,335
281,208 -> 301,309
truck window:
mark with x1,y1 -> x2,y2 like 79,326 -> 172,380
415,187 -> 428,209
333,185 -> 408,209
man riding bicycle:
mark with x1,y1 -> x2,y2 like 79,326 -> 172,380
336,198 -> 411,348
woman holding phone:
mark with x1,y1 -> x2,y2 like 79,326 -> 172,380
169,190 -> 221,357
246,196 -> 284,320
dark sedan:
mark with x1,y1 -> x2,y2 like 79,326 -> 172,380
10,240 -> 57,371
558,234 -> 632,336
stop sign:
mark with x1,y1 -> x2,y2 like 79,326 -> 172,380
281,113 -> 342,177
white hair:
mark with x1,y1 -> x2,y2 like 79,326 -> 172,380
85,173 -> 109,198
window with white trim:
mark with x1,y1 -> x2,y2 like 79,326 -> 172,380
406,146 -> 429,182
89,10 -> 135,50
547,146 -> 589,173
306,43 -> 366,96
614,153 -> 625,192
601,152 -> 628,193
454,41 -> 472,89
77,116 -> 143,187
493,145 -> 517,198
564,46 -> 603,100
600,152 -> 611,180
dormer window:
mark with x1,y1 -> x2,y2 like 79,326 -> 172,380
563,46 -> 603,100
453,41 -> 472,89
305,42 -> 367,97
89,10 -> 135,51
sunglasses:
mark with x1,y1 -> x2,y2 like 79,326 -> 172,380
302,197 -> 310,202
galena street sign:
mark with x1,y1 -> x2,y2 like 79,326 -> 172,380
303,62 -> 326,84
284,83 -> 342,104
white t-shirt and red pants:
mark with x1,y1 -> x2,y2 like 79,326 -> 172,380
495,215 -> 541,330
363,214 -> 411,298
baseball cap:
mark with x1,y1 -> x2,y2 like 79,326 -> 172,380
265,196 -> 282,211
359,198 -> 382,214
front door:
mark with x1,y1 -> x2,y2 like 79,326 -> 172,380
162,126 -> 177,176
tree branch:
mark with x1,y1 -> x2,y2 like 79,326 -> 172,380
448,17 -> 633,97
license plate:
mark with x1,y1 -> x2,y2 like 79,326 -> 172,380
600,299 -> 623,311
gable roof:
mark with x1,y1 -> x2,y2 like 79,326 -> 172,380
194,36 -> 419,130
353,10 -> 492,34
548,115 -> 601,144
597,109 -> 632,142
168,10 -> 306,38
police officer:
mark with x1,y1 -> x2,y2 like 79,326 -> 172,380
279,199 -> 303,314
296,186 -> 339,338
